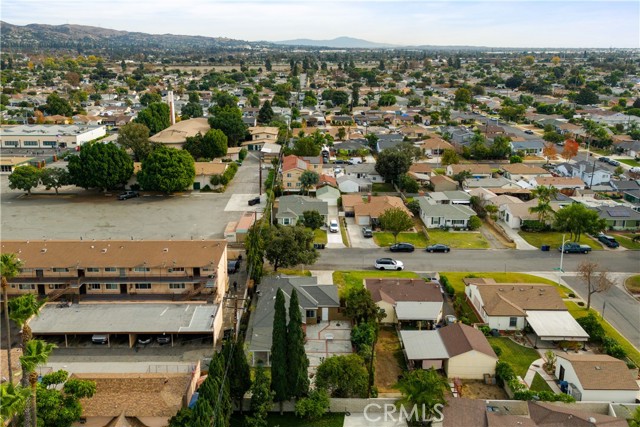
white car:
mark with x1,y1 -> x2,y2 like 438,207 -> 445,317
329,219 -> 339,233
374,258 -> 404,271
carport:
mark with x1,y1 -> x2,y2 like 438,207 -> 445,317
396,302 -> 443,330
525,310 -> 589,347
29,303 -> 220,348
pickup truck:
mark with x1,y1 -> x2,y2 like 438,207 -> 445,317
558,242 -> 592,254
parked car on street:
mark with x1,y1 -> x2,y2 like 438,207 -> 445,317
598,156 -> 609,162
329,219 -> 339,233
558,242 -> 592,254
118,190 -> 139,200
597,233 -> 620,248
228,259 -> 241,273
389,242 -> 415,252
362,227 -> 373,238
524,130 -> 534,135
426,244 -> 451,253
607,159 -> 620,167
374,258 -> 404,271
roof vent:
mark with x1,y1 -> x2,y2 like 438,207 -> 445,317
101,248 -> 107,253
163,248 -> 169,252
594,366 -> 601,370
41,248 -> 47,253
498,288 -> 504,291
91,245 -> 95,249
588,417 -> 596,424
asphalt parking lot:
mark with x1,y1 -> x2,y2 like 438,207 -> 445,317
0,153 -> 263,240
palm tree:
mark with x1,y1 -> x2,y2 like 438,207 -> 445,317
0,382 -> 30,424
20,339 -> 56,427
397,368 -> 449,424
529,185 -> 559,225
1,253 -> 23,383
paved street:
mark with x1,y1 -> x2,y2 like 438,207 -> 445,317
314,247 -> 640,273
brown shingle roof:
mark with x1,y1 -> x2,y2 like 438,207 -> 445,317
442,398 -> 489,427
501,164 -> 550,175
449,164 -> 492,175
1,240 -> 226,269
149,118 -> 210,144
534,177 -> 585,187
354,196 -> 411,219
556,353 -> 640,391
439,323 -> 497,359
475,284 -> 565,316
364,278 -> 442,304
409,163 -> 434,174
528,401 -> 629,427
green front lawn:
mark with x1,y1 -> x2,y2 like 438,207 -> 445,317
487,337 -> 540,378
518,231 -> 602,251
231,413 -> 344,427
610,233 -> 640,250
619,158 -> 640,167
625,275 -> 640,294
439,272 -> 571,297
566,301 -> 640,367
372,182 -> 396,192
373,232 -> 429,247
530,372 -> 553,393
333,270 -> 420,297
313,229 -> 328,245
425,229 -> 490,249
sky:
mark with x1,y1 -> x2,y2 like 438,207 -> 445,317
2,0 -> 639,48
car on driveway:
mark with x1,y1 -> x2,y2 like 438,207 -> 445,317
374,258 -> 404,271
426,244 -> 451,253
362,227 -> 373,238
524,130 -> 534,135
597,233 -> 619,248
558,242 -> 592,254
329,219 -> 339,233
444,315 -> 457,325
118,190 -> 139,200
389,242 -> 415,252
248,196 -> 261,206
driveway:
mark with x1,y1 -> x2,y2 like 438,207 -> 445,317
326,206 -> 345,248
345,217 -> 378,249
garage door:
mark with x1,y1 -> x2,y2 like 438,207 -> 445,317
357,215 -> 370,226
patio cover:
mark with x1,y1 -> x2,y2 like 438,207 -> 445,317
525,310 -> 589,341
400,330 -> 449,361
395,301 -> 443,321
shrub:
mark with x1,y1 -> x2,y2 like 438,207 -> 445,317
219,174 -> 229,186
577,302 -> 584,307
521,220 -> 550,232
440,275 -> 455,296
295,389 -> 330,420
468,215 -> 482,230
602,337 -> 626,359
495,361 -> 516,386
568,293 -> 575,298
479,326 -> 491,336
576,313 -> 605,343
201,184 -> 212,192
491,345 -> 502,357
406,200 -> 421,216
239,148 -> 248,161
210,175 -> 221,186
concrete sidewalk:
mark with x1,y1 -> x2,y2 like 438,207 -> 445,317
497,221 -> 538,250
522,357 -> 562,393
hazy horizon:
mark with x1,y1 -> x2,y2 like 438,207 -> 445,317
3,0 -> 639,49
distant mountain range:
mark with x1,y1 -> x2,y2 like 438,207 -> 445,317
276,36 -> 397,49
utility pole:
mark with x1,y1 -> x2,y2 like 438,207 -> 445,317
258,153 -> 263,196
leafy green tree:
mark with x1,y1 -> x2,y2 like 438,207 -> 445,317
529,185 -> 558,225
399,174 -> 419,193
20,339 -> 56,427
299,170 -> 319,195
553,203 -> 606,241
574,87 -> 599,105
509,155 -> 523,164
246,364 -> 273,427
378,207 -> 413,244
201,129 -> 228,159
168,408 -> 193,427
225,340 -> 251,414
302,210 -> 324,230
378,93 -> 396,106
375,149 -> 411,185
543,129 -> 564,144
441,149 -> 459,166
135,102 -> 171,135
271,289 -> 288,414
1,254 -> 22,383
287,289 -> 310,398
264,226 -> 318,271
68,143 -> 133,191
292,134 -> 324,157
365,133 -> 379,151
315,354 -> 368,398
139,92 -> 162,106
117,122 -> 153,161
42,93 -> 73,116
294,389 -> 329,420
245,222 -> 266,283
452,170 -> 472,188
344,288 -> 385,325
468,215 -> 482,230
397,368 -> 448,422
137,146 -> 195,193
37,371 -> 96,427
8,165 -> 41,195
454,87 -> 472,106
1,383 -> 30,424
489,135 -> 512,159
180,101 -> 203,120
257,100 -> 274,124
39,167 -> 71,195
208,106 -> 247,147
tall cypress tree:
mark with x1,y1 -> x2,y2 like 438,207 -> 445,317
287,289 -> 310,398
270,288 -> 288,414
226,340 -> 251,413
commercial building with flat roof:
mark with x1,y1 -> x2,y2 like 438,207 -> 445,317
1,124 -> 106,149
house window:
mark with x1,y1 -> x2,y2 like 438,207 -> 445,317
1,165 -> 11,172
431,217 -> 441,225
53,268 -> 69,273
287,182 -> 291,187
48,284 -> 65,290
90,284 -> 101,290
452,220 -> 466,226
169,283 -> 185,289
306,310 -> 316,318
24,141 -> 38,146
170,267 -> 185,272
4,141 -> 18,147
105,284 -> 118,290
19,268 -> 34,273
104,267 -> 117,272
43,141 -> 56,147
86,267 -> 100,273
19,284 -> 35,290
283,218 -> 291,225
509,317 -> 518,328
133,267 -> 150,272
135,283 -> 151,290
287,173 -> 292,178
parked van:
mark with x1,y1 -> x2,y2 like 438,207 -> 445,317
92,334 -> 109,344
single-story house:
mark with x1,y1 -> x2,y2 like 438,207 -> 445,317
510,140 -> 545,156
498,199 -> 538,229
446,164 -> 492,179
418,136 -> 454,156
463,176 -> 519,190
593,205 -> 640,231
316,184 -> 340,207
418,197 -> 476,229
532,176 -> 586,191
555,353 -> 639,403
465,278 -> 588,344
423,190 -> 471,205
354,195 -> 411,226
430,175 -> 458,192
0,157 -> 35,174
225,146 -> 242,162
149,118 -> 210,149
337,175 -> 372,193
275,195 -> 328,226
193,161 -> 228,190
501,164 -> 551,182
400,323 -> 498,378
245,275 -> 343,366
364,278 -> 443,327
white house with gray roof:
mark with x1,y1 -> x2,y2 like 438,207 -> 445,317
418,197 -> 476,229
275,195 -> 328,226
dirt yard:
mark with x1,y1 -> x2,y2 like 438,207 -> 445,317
1,348 -> 23,384
459,380 -> 508,400
375,327 -> 404,393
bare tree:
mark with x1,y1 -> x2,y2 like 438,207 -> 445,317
577,261 -> 615,310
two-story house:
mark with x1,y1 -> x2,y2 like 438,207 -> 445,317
556,161 -> 612,186
242,126 -> 280,150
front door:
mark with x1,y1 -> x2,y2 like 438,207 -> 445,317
119,268 -> 126,277
77,269 -> 85,278
120,284 -> 128,294
559,366 -> 565,381
79,284 -> 86,295
37,285 -> 46,297
36,269 -> 44,278
193,267 -> 200,278
322,307 -> 329,322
